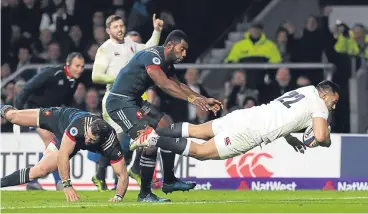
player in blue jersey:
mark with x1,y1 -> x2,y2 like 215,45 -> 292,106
0,105 -> 128,202
106,30 -> 222,202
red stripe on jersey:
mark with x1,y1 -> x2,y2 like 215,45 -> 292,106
65,130 -> 76,142
110,155 -> 124,164
51,139 -> 57,145
146,65 -> 161,70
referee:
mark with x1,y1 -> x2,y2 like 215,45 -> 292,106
15,52 -> 85,190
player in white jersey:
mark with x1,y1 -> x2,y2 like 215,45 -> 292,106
130,80 -> 340,160
91,14 -> 163,191
92,14 -> 163,139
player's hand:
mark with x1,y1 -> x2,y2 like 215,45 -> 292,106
64,187 -> 80,202
152,13 -> 164,32
285,135 -> 306,154
205,98 -> 223,115
191,97 -> 211,112
109,195 -> 123,203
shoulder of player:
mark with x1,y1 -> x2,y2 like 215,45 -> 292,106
143,47 -> 162,59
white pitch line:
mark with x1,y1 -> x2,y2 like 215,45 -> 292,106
2,197 -> 368,210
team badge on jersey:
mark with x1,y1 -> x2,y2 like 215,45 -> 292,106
152,57 -> 161,65
42,110 -> 52,117
70,127 -> 78,136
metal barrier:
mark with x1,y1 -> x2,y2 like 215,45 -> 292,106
1,63 -> 335,88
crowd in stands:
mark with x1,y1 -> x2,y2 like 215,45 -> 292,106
1,1 -> 367,133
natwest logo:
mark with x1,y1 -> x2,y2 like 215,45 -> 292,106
225,152 -> 274,178
337,182 -> 368,191
252,181 -> 297,191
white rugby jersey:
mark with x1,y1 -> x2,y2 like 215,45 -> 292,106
93,31 -> 160,91
238,86 -> 329,144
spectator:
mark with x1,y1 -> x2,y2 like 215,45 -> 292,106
16,46 -> 32,70
15,79 -> 26,94
32,29 -> 53,60
86,43 -> 99,63
72,83 -> 86,109
184,68 -> 210,122
84,88 -> 101,115
224,23 -> 281,88
296,75 -> 311,88
93,26 -> 107,46
1,63 -> 12,79
334,23 -> 368,60
10,25 -> 23,56
242,96 -> 257,109
18,0 -> 42,40
114,8 -> 126,23
46,42 -> 62,64
275,27 -> 292,62
66,25 -> 86,54
189,106 -> 209,124
92,11 -> 105,29
224,70 -> 259,113
225,23 -> 281,64
126,31 -> 142,43
4,82 -> 16,105
260,67 -> 295,104
39,2 -> 73,37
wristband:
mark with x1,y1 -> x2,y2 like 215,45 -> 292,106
187,95 -> 198,103
62,179 -> 72,188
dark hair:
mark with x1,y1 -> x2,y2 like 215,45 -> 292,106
105,15 -> 123,28
66,52 -> 84,65
90,119 -> 111,144
243,96 -> 257,107
164,30 -> 188,46
316,80 -> 340,95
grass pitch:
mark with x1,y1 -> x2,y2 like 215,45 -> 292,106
1,190 -> 368,213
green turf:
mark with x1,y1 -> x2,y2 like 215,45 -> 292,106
1,190 -> 368,213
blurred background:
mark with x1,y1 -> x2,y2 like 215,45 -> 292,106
1,0 -> 368,134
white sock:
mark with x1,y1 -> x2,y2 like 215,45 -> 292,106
182,139 -> 191,156
181,122 -> 189,137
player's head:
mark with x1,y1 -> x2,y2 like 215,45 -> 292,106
86,119 -> 112,145
164,30 -> 188,63
316,80 -> 340,111
106,15 -> 125,42
126,31 -> 142,43
66,52 -> 85,79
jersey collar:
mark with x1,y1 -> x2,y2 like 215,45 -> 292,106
64,66 -> 72,79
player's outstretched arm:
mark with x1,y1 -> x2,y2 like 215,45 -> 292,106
92,47 -> 116,84
147,66 -> 210,111
109,157 -> 129,202
312,117 -> 331,147
135,14 -> 163,51
58,133 -> 80,202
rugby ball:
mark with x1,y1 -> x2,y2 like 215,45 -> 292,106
303,125 -> 320,148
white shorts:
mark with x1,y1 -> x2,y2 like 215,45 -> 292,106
211,109 -> 261,159
102,91 -> 123,134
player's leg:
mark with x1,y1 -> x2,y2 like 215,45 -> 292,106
1,143 -> 58,188
106,96 -> 169,202
0,106 -> 38,127
155,121 -> 215,140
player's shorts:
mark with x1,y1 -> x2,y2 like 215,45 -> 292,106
211,109 -> 262,159
106,93 -> 164,139
37,107 -> 65,139
102,91 -> 124,134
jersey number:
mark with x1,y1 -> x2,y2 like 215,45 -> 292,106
277,91 -> 305,108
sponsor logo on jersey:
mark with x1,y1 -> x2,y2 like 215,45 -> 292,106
152,57 -> 161,65
136,110 -> 143,119
42,110 -> 52,117
226,152 -> 273,178
224,137 -> 231,146
114,52 -> 120,56
70,127 -> 78,136
58,80 -> 64,85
